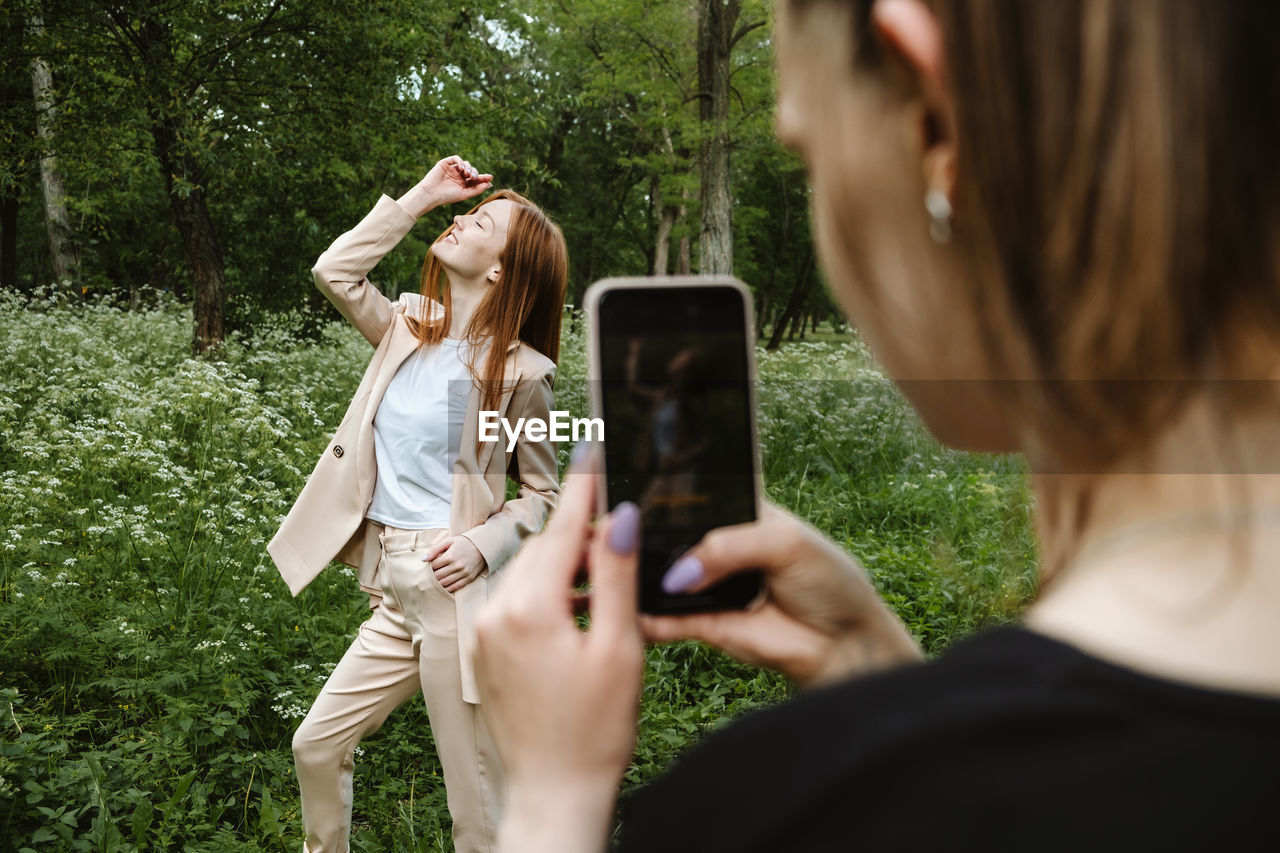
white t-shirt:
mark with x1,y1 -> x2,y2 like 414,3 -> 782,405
366,338 -> 476,529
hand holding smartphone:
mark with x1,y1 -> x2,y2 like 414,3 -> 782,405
585,277 -> 764,614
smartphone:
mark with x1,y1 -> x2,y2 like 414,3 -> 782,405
585,276 -> 764,614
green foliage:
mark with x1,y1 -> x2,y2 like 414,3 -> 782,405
4,0 -> 822,345
0,295 -> 1034,849
755,341 -> 1038,652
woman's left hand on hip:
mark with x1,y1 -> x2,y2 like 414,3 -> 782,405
423,535 -> 487,592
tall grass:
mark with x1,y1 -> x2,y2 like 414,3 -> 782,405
0,293 -> 1035,850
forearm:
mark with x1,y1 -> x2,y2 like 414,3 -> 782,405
396,183 -> 448,219
312,195 -> 418,345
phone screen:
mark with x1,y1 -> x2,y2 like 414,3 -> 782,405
595,284 -> 762,612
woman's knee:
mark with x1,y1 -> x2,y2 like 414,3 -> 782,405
292,714 -> 338,766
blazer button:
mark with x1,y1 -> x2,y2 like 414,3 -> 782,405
332,445 -> 345,458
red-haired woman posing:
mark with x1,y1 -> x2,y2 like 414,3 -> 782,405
268,155 -> 568,853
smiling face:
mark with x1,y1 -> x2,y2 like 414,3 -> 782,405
432,198 -> 517,284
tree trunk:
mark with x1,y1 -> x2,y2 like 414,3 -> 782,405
696,0 -> 740,276
653,197 -> 676,275
139,12 -> 226,355
676,184 -> 692,275
766,249 -> 815,350
154,119 -> 226,354
757,255 -> 779,337
29,11 -> 80,289
1,190 -> 17,290
171,173 -> 225,355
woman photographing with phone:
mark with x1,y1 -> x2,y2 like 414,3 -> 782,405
268,155 -> 567,853
473,0 -> 1280,850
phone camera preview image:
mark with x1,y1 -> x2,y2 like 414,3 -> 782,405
593,282 -> 762,613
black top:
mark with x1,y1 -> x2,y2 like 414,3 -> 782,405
618,627 -> 1280,852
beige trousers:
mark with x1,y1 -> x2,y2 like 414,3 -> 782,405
292,526 -> 503,853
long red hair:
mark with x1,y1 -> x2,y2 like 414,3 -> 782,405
411,189 -> 568,413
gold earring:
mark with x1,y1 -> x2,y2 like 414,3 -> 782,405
925,188 -> 953,244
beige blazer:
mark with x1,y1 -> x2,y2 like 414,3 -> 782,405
267,195 -> 561,702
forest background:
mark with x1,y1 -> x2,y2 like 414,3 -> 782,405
1,1 -> 1037,850
2,0 -> 834,350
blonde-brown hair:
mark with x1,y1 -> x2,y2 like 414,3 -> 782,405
412,189 -> 569,415
797,0 -> 1280,450
792,0 -> 1280,571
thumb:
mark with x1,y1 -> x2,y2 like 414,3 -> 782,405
661,504 -> 790,595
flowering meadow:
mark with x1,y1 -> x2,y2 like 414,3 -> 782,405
1,292 -> 1035,850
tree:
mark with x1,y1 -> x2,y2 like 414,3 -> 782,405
28,5 -> 80,289
28,0 -> 508,352
3,0 -> 819,343
696,0 -> 765,276
0,11 -> 31,291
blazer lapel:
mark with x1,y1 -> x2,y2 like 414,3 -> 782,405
471,345 -> 525,474
356,317 -> 422,496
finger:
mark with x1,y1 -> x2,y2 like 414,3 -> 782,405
436,567 -> 466,586
641,606 -> 821,677
640,611 -> 734,646
586,502 -> 640,644
543,448 -> 599,544
421,539 -> 454,562
662,506 -> 797,595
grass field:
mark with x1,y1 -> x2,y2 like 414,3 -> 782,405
0,291 -> 1037,850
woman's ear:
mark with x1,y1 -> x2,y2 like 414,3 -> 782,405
873,0 -> 956,196
487,266 -> 501,284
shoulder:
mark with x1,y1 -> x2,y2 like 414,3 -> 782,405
392,291 -> 444,322
509,341 -> 556,383
619,627 -> 1280,852
618,630 -> 1033,852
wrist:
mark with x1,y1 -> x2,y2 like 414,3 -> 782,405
396,184 -> 439,218
801,609 -> 923,688
498,777 -> 617,853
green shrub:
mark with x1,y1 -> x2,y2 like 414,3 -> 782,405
0,296 -> 1035,850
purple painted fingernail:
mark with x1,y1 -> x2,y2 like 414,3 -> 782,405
570,441 -> 589,466
662,555 -> 704,594
607,502 -> 640,554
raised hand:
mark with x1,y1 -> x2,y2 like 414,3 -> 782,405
398,155 -> 495,217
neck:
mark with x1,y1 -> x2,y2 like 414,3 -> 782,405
1025,394 -> 1280,697
446,275 -> 489,339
